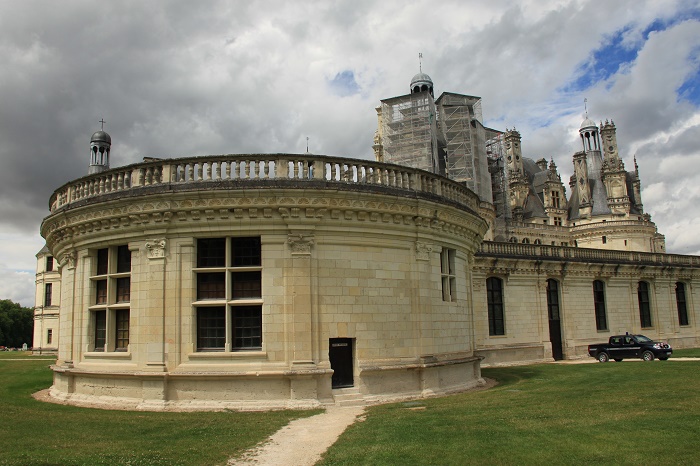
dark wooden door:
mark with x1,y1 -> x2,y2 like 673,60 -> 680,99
329,338 -> 354,388
547,279 -> 564,360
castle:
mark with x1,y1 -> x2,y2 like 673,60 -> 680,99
35,71 -> 699,409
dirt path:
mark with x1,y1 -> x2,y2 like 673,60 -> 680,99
229,406 -> 364,466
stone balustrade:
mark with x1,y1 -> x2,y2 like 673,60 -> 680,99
478,241 -> 700,267
49,154 -> 480,213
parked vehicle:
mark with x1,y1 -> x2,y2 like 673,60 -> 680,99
588,334 -> 672,362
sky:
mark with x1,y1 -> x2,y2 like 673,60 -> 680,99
1,0 -> 700,307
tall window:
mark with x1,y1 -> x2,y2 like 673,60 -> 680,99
194,237 -> 263,352
46,256 -> 54,272
44,283 -> 52,306
676,282 -> 689,326
593,280 -> 607,331
47,329 -> 53,345
440,248 -> 456,302
638,281 -> 652,328
546,279 -> 560,320
486,277 -> 505,336
90,245 -> 131,352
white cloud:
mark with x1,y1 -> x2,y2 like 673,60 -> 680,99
0,0 -> 699,299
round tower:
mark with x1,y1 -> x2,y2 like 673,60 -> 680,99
89,126 -> 111,175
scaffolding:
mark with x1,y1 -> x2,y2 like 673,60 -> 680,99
380,93 -> 439,174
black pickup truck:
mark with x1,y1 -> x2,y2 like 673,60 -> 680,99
588,334 -> 672,362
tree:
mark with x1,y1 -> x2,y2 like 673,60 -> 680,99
0,299 -> 34,348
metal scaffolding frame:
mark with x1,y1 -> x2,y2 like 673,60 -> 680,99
380,93 -> 439,173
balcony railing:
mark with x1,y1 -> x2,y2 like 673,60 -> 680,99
478,241 -> 700,267
49,154 -> 481,213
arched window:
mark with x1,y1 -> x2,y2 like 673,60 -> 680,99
534,239 -> 542,245
522,238 -> 530,244
509,237 -> 518,243
486,277 -> 505,336
676,282 -> 689,326
638,281 -> 652,328
593,280 -> 607,331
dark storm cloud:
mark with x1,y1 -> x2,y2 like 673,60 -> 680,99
1,0 -> 699,306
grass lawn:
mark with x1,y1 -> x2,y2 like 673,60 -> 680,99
320,360 -> 700,465
0,355 -> 317,466
672,347 -> 700,358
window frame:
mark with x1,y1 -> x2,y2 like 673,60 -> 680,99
44,283 -> 52,307
194,237 -> 264,352
593,280 -> 608,331
638,281 -> 653,329
676,282 -> 689,327
486,277 -> 505,336
89,245 -> 131,352
440,248 -> 457,302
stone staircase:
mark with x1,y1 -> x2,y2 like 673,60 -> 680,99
331,386 -> 365,407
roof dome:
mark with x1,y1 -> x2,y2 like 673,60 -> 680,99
91,130 -> 111,144
410,72 -> 433,88
580,117 -> 597,130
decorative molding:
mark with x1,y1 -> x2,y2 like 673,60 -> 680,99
145,238 -> 167,259
415,242 -> 434,261
287,233 -> 314,255
58,251 -> 77,270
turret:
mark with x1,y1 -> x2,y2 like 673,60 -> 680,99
600,120 -> 630,215
504,129 -> 528,220
89,121 -> 111,175
573,150 -> 592,218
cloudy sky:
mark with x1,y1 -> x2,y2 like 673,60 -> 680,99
1,0 -> 699,307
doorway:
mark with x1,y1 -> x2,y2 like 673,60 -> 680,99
546,279 -> 564,360
329,338 -> 354,388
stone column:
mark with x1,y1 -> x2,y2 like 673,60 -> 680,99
285,230 -> 315,366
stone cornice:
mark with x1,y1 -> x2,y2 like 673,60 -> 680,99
42,190 -> 488,257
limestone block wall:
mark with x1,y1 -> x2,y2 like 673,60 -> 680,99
42,154 -> 488,408
473,248 -> 700,364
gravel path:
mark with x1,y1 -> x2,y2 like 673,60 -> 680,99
228,406 -> 364,466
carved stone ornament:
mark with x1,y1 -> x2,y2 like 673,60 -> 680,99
416,242 -> 434,261
59,251 -> 77,270
288,233 -> 314,255
145,238 -> 167,259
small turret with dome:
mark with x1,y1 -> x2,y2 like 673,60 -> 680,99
410,53 -> 434,97
89,119 -> 111,175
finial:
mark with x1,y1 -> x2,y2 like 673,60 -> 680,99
99,118 -> 106,130
418,52 -> 423,73
584,98 -> 588,118
306,136 -> 309,154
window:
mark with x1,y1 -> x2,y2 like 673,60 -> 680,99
602,236 -> 607,244
194,237 -> 263,351
546,279 -> 560,320
116,245 -> 131,273
116,278 -> 130,302
46,256 -> 54,272
44,283 -> 52,307
554,217 -> 562,226
116,309 -> 130,351
95,280 -> 107,304
593,280 -> 607,331
638,281 -> 652,328
47,329 -> 53,345
440,248 -> 456,302
486,277 -> 505,336
94,310 -> 106,351
552,191 -> 561,208
676,282 -> 689,326
90,245 -> 131,352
